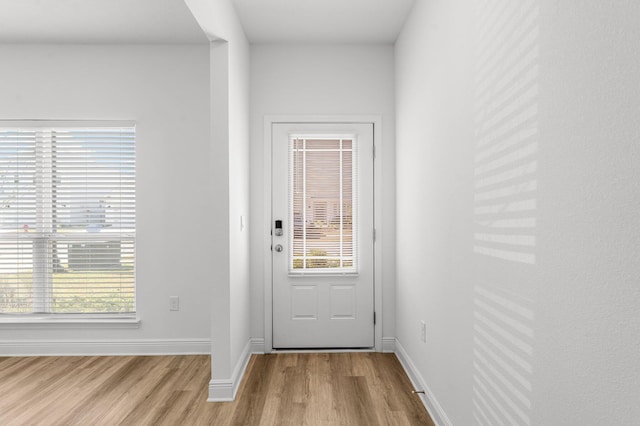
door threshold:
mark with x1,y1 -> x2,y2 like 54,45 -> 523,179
271,347 -> 375,353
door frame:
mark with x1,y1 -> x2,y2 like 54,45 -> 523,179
263,115 -> 383,353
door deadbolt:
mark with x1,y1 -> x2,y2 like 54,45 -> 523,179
274,220 -> 283,237
274,244 -> 283,252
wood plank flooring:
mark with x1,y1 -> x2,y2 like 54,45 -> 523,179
0,352 -> 434,425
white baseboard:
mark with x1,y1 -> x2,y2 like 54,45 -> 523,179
382,336 -> 396,353
208,339 -> 253,402
394,338 -> 452,426
250,337 -> 265,354
0,338 -> 211,356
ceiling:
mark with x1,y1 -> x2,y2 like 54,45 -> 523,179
0,0 -> 415,44
231,0 -> 416,43
0,0 -> 208,44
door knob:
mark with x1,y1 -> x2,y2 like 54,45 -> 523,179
274,244 -> 283,252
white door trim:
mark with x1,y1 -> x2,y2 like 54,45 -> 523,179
263,115 -> 383,353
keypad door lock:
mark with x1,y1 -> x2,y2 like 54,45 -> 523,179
274,220 -> 283,237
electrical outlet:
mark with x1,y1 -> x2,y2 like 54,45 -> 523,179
420,321 -> 426,343
169,296 -> 180,311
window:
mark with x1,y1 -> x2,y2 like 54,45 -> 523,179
0,123 -> 135,317
289,135 -> 357,272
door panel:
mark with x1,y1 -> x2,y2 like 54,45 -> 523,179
272,123 -> 374,348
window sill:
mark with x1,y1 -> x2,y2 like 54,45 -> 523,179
0,316 -> 141,330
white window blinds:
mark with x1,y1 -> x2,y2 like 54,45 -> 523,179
289,135 -> 358,272
0,125 -> 135,315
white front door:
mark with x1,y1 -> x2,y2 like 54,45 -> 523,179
272,123 -> 375,348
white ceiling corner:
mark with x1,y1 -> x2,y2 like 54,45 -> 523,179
231,0 -> 416,44
0,0 -> 208,44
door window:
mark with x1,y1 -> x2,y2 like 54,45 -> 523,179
289,136 -> 357,272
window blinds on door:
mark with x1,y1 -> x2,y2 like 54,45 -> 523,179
0,126 -> 135,315
288,135 -> 358,272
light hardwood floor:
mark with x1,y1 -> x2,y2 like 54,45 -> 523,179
0,352 -> 434,425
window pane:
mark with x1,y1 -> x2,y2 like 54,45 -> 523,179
52,129 -> 136,234
50,238 -> 135,313
0,130 -> 37,234
0,239 -> 34,313
289,137 -> 356,272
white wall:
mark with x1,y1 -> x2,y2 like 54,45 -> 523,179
395,0 -> 640,424
0,44 -> 212,348
249,44 -> 396,344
